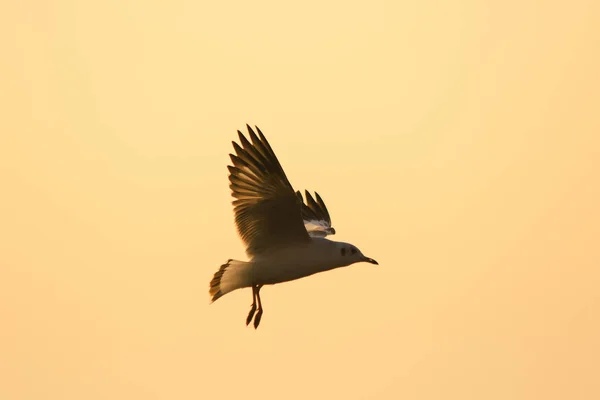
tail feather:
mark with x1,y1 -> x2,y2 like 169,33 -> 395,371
209,259 -> 252,302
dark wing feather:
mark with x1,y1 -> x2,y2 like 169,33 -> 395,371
296,190 -> 336,237
228,125 -> 309,256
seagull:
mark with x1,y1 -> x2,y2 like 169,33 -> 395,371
209,125 -> 378,328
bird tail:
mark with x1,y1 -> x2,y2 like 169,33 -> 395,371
209,259 -> 253,302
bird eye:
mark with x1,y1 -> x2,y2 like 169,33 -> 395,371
350,247 -> 357,255
340,248 -> 346,256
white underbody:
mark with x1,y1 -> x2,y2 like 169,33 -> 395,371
250,237 -> 350,285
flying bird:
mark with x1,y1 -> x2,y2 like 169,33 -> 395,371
209,125 -> 378,328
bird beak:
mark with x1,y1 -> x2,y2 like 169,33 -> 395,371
364,257 -> 378,265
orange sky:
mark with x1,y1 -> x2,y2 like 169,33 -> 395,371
1,1 -> 599,399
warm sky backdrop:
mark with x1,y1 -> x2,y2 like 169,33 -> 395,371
2,1 -> 599,399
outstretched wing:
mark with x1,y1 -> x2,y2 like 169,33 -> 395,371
228,125 -> 310,256
296,190 -> 336,238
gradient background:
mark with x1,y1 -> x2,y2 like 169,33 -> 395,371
2,1 -> 599,399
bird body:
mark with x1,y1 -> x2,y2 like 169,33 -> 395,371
253,238 -> 364,285
209,125 -> 377,328
213,238 -> 370,300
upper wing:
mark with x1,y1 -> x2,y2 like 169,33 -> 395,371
296,190 -> 336,238
228,125 -> 310,256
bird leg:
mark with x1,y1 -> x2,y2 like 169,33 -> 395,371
253,285 -> 263,329
246,286 -> 258,326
